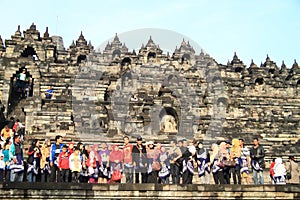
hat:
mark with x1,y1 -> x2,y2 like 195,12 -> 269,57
148,141 -> 154,145
137,136 -> 143,141
0,153 -> 3,157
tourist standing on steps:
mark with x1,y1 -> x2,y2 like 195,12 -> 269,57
181,139 -> 196,184
196,141 -> 210,184
147,141 -> 160,183
210,143 -> 224,184
98,142 -> 110,183
286,155 -> 299,184
110,144 -> 124,183
250,137 -> 265,184
40,139 -> 51,182
58,145 -> 70,182
230,139 -> 241,184
239,138 -> 250,184
123,136 -> 133,183
132,136 -> 148,183
168,139 -> 182,184
49,135 -> 64,182
69,146 -> 82,183
273,157 -> 286,184
27,139 -> 41,182
9,134 -> 24,182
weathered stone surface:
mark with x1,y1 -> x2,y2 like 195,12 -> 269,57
0,182 -> 299,200
0,24 -> 299,161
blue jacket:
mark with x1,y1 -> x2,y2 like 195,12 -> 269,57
50,143 -> 64,164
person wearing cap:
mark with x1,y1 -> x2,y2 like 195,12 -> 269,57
132,136 -> 148,183
168,139 -> 182,184
286,155 -> 299,184
9,134 -> 24,182
123,136 -> 133,183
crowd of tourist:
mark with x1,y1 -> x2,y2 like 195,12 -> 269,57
0,119 -> 299,185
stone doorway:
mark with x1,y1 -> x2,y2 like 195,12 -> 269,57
7,68 -> 33,121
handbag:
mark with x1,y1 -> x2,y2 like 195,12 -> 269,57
112,170 -> 122,181
224,159 -> 236,167
152,161 -> 161,171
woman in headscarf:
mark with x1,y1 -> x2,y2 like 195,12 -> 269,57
273,157 -> 286,184
147,141 -> 160,183
181,139 -> 196,184
220,141 -> 230,184
158,145 -> 170,184
87,144 -> 100,183
27,139 -> 41,182
286,155 -> 299,184
109,144 -> 124,183
230,138 -> 241,184
196,141 -> 210,184
78,142 -> 89,183
40,139 -> 51,182
210,143 -> 224,184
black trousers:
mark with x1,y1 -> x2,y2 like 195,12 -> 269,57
182,170 -> 193,184
170,164 -> 180,184
223,167 -> 231,184
231,166 -> 241,184
50,165 -> 60,182
60,169 -> 70,182
213,170 -> 225,184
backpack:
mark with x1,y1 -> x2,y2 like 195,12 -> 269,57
12,122 -> 19,132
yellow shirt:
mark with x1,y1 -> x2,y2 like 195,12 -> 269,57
1,128 -> 12,141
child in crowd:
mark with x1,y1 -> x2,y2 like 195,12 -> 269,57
58,145 -> 70,182
69,146 -> 82,183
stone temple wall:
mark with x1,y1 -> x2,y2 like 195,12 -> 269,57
0,23 -> 299,161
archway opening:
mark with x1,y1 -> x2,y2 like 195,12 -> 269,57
77,55 -> 87,64
7,67 -> 33,121
121,57 -> 131,67
21,46 -> 39,60
255,77 -> 264,85
112,49 -> 122,60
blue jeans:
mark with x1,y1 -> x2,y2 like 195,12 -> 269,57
27,172 -> 36,182
253,169 -> 264,184
10,171 -> 24,182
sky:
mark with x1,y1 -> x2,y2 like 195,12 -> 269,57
0,0 -> 299,67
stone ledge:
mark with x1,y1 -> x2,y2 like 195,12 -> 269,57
1,183 -> 300,200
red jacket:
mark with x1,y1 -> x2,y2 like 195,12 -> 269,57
58,152 -> 70,169
123,144 -> 133,164
110,150 -> 124,163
